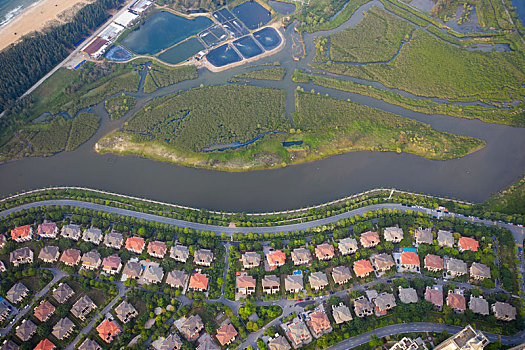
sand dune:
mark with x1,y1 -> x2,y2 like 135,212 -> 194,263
0,0 -> 94,51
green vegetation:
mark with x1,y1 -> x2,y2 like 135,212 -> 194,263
315,28 -> 525,103
292,90 -> 485,160
379,0 -> 429,26
105,94 -> 136,120
329,6 -> 414,62
481,174 -> 525,215
66,113 -> 101,151
295,0 -> 370,32
233,67 -> 286,81
143,64 -> 198,94
292,70 -> 525,126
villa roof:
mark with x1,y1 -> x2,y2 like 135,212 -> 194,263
437,230 -> 454,246
34,339 -> 55,350
166,270 -> 189,288
83,228 -> 103,243
52,317 -> 75,340
331,303 -> 352,324
53,283 -> 74,303
37,222 -> 57,236
315,243 -> 335,259
152,333 -> 183,350
170,245 -> 190,261
125,236 -> 145,252
147,241 -> 167,257
268,335 -> 291,350
470,262 -> 491,279
309,271 -> 329,289
354,297 -> 374,316
400,251 -> 420,266
189,273 -> 209,290
11,225 -> 32,240
338,237 -> 358,254
415,228 -> 433,244
458,237 -> 479,251
372,253 -> 395,271
61,224 -> 81,239
38,246 -> 60,262
96,319 -> 120,343
360,231 -> 380,247
285,274 -> 304,291
179,315 -> 204,339
447,292 -> 466,311
332,265 -> 352,284
194,249 -> 214,264
267,250 -> 286,265
7,283 -> 29,303
141,263 -> 164,283
241,252 -> 261,267
308,309 -> 331,334
34,300 -> 55,322
262,275 -> 280,288
60,248 -> 81,265
16,319 -> 36,341
1,340 -> 19,350
114,301 -> 138,323
102,255 -> 122,269
425,288 -> 443,307
122,261 -> 142,279
446,258 -> 468,274
398,287 -> 418,304
354,259 -> 374,277
236,275 -> 256,288
104,232 -> 123,248
215,323 -> 237,346
291,248 -> 311,263
469,296 -> 489,315
493,302 -> 516,320
383,227 -> 403,242
78,339 -> 102,350
424,254 -> 444,270
9,247 -> 33,263
81,250 -> 102,267
374,293 -> 396,312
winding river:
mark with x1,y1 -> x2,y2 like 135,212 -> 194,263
0,0 -> 524,212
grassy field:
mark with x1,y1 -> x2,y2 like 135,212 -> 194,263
293,70 -> 525,126
482,174 -> 525,215
96,88 -> 485,170
104,94 -> 136,120
233,67 -> 286,81
143,63 -> 198,93
329,6 -> 414,62
315,28 -> 525,103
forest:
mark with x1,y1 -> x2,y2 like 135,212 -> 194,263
105,94 -> 137,120
0,0 -> 126,114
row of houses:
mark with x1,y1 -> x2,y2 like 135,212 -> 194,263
281,305 -> 333,349
174,314 -> 238,348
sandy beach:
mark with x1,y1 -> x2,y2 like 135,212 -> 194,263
0,0 -> 93,51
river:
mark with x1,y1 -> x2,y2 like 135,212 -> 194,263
0,0 -> 524,212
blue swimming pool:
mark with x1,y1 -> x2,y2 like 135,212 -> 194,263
206,43 -> 243,67
233,35 -> 263,59
253,27 -> 281,51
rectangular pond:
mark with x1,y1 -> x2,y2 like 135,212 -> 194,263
199,25 -> 227,47
253,27 -> 281,51
158,38 -> 205,64
122,11 -> 212,55
269,1 -> 296,15
232,1 -> 272,30
212,8 -> 235,24
233,35 -> 263,58
206,43 -> 243,67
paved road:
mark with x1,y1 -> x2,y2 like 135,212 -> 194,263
0,268 -> 67,336
65,282 -> 127,350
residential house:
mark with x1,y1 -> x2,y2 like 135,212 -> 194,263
177,315 -> 204,340
398,287 -> 418,304
96,319 -> 120,343
353,296 -> 374,317
415,228 -> 433,245
53,283 -> 74,303
16,319 -> 36,341
38,246 -> 60,263
331,303 -> 352,324
492,302 -> 516,321
52,317 -> 75,340
0,303 -> 11,322
267,250 -> 286,269
189,273 -> 209,292
71,295 -> 97,321
315,243 -> 335,261
469,296 -> 489,316
458,237 -> 479,252
78,339 -> 102,350
433,325 -> 489,350
6,283 -> 29,304
11,225 -> 33,242
81,250 -> 102,270
425,287 -> 443,310
309,271 -> 329,291
170,245 -> 189,263
291,248 -> 312,265
82,228 -> 103,245
447,290 -> 466,313
390,337 -> 428,350
400,251 -> 420,272
331,266 -> 352,285
424,254 -> 444,272
34,339 -> 55,350
338,237 -> 358,255
215,323 -> 238,346
166,270 -> 189,289
470,262 -> 491,280
104,232 -> 124,249
446,258 -> 468,277
194,249 -> 214,267
141,262 -> 164,284
371,253 -> 395,273
101,255 -> 122,275
268,335 -> 291,350
286,319 -> 312,348
122,261 -> 142,280
0,234 -> 5,249
125,236 -> 145,254
307,307 -> 332,338
383,227 -> 403,243
9,247 -> 33,266
114,301 -> 138,324
241,252 -> 261,269
374,293 -> 396,315
360,231 -> 380,248
236,274 -> 256,296
34,300 -> 55,322
262,275 -> 280,294
61,224 -> 82,241
196,333 -> 220,350
60,248 -> 81,266
437,230 -> 454,248
37,222 -> 58,239
1,340 -> 19,350
152,334 -> 183,350
285,274 -> 304,294
354,259 -> 374,278
147,240 -> 167,258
